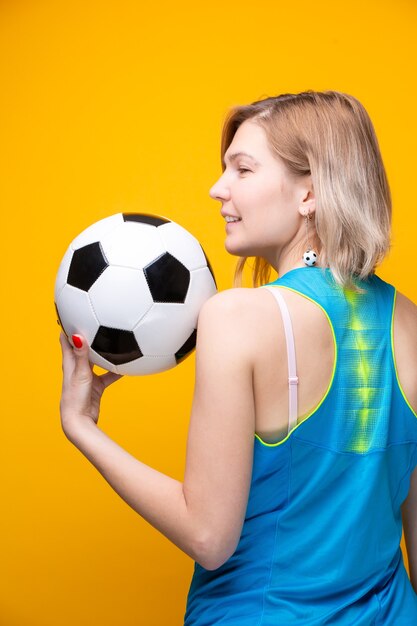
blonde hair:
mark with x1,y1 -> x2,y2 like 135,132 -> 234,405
219,90 -> 392,294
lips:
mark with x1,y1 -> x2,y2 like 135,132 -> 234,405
225,219 -> 241,230
221,211 -> 241,220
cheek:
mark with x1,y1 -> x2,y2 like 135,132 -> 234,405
259,184 -> 287,220
237,177 -> 281,210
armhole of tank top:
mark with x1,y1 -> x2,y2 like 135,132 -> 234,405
390,287 -> 417,419
255,285 -> 338,448
260,286 -> 299,436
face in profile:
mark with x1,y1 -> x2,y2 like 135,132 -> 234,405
209,119 -> 314,271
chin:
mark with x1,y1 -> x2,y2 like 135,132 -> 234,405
225,236 -> 256,256
225,241 -> 248,257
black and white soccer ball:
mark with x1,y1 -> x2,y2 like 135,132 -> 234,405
54,212 -> 217,375
302,249 -> 317,267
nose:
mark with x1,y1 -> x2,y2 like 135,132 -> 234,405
209,174 -> 230,202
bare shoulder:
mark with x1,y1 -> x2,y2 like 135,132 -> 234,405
199,285 -> 329,337
395,290 -> 417,324
196,287 -> 256,328
393,289 -> 417,363
200,285 -> 327,332
197,288 -> 255,325
197,288 -> 265,364
200,287 -> 254,307
394,291 -> 417,351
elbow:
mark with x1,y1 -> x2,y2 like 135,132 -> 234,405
193,533 -> 236,571
197,553 -> 229,572
196,552 -> 230,572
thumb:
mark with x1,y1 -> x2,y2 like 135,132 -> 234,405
71,334 -> 93,382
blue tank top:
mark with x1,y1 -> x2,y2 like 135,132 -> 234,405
183,266 -> 417,625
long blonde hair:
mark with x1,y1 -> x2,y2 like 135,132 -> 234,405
220,91 -> 392,294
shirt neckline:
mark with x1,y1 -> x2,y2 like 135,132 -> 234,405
275,265 -> 327,281
271,265 -> 376,287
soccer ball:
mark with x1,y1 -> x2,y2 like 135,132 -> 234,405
302,249 -> 317,266
54,212 -> 217,375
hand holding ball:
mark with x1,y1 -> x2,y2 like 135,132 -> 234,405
55,213 -> 217,375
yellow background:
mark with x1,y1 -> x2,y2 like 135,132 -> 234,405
1,0 -> 416,624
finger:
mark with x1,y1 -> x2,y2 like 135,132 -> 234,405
59,332 -> 76,380
99,371 -> 124,389
59,330 -> 72,351
71,334 -> 93,384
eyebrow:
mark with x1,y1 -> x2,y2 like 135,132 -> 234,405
222,151 -> 261,167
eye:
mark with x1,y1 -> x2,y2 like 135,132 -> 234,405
238,168 -> 251,174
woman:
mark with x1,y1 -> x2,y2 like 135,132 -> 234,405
59,90 -> 417,624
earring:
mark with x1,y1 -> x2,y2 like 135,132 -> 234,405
302,210 -> 318,266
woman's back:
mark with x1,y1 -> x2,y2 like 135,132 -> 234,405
251,270 -> 417,444
184,266 -> 417,625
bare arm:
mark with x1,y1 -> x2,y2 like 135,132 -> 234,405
394,291 -> 417,591
402,464 -> 417,593
59,289 -> 256,571
66,422 -> 203,561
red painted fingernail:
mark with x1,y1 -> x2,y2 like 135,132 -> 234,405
72,335 -> 83,349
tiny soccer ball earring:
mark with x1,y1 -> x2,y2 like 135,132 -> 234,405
302,209 -> 318,266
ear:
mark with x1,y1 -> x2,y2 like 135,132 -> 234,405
298,176 -> 315,217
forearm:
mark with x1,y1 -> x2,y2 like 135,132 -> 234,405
65,422 -> 204,563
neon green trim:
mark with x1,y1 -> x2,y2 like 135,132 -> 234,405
390,289 -> 417,419
254,285 -> 338,447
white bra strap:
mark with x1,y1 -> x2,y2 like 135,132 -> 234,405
261,286 -> 299,434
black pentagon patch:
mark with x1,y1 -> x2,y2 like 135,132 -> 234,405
91,326 -> 142,365
123,213 -> 170,227
175,328 -> 197,364
201,246 -> 217,289
144,252 -> 190,303
67,242 -> 109,292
